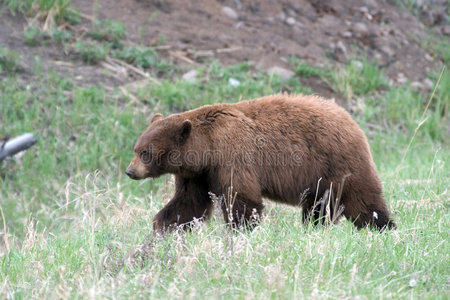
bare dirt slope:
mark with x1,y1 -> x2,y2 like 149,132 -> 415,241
1,0 -> 448,94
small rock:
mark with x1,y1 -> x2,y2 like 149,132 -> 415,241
380,45 -> 396,57
397,72 -> 407,84
342,31 -> 352,38
423,78 -> 434,89
411,81 -> 423,90
360,6 -> 369,14
336,40 -> 347,56
441,25 -> 450,36
277,11 -> 286,21
424,53 -> 434,62
286,17 -> 296,26
267,66 -> 295,81
353,22 -> 369,37
228,77 -> 240,87
222,6 -> 238,19
231,0 -> 242,10
182,70 -> 198,82
319,14 -> 340,28
364,0 -> 378,8
352,60 -> 363,71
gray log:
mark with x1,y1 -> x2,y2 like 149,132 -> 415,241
0,133 -> 37,162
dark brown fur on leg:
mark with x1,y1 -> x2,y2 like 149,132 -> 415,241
220,195 -> 264,230
302,188 -> 340,226
153,175 -> 212,233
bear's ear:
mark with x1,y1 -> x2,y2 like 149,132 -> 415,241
177,120 -> 192,144
151,113 -> 164,124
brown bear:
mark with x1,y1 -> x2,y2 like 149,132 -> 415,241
126,94 -> 396,232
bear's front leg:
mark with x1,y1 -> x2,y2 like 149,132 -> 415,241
219,194 -> 264,230
214,169 -> 264,230
153,176 -> 212,233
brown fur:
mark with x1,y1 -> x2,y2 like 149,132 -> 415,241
126,94 -> 396,232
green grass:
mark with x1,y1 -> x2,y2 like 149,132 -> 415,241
23,25 -> 46,46
331,59 -> 388,101
88,19 -> 126,49
75,41 -> 109,64
291,57 -> 326,78
112,46 -> 174,74
0,55 -> 448,298
2,0 -> 79,24
0,48 -> 22,74
23,26 -> 72,46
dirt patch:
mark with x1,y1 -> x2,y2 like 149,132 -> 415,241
1,0 -> 448,96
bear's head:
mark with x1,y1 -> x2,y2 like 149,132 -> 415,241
125,113 -> 192,180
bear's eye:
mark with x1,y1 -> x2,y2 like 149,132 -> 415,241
141,150 -> 151,163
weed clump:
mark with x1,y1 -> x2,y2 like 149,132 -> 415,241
75,41 -> 109,64
0,48 -> 22,74
88,19 -> 126,48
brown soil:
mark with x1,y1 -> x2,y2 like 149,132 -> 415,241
0,0 -> 448,97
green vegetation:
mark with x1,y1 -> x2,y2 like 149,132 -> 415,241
433,40 -> 450,65
1,54 -> 448,297
0,48 -> 22,73
331,59 -> 388,100
291,58 -> 390,102
88,19 -> 126,48
75,41 -> 109,64
23,25 -> 45,46
292,57 -> 326,78
392,0 -> 422,15
23,26 -> 73,46
1,0 -> 79,24
112,46 -> 174,74
51,28 -> 72,44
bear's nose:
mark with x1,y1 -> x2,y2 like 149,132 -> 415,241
125,167 -> 136,179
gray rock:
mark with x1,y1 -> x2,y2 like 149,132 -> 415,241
397,72 -> 407,84
319,15 -> 340,28
277,11 -> 286,21
442,25 -> 450,36
353,22 -> 369,37
380,45 -> 396,57
222,6 -> 238,19
363,0 -> 378,8
360,6 -> 369,14
182,70 -> 198,82
267,66 -> 295,81
228,77 -> 240,87
423,78 -> 434,89
411,81 -> 423,90
342,31 -> 352,38
352,60 -> 363,71
286,17 -> 296,26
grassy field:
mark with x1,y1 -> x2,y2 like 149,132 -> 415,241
1,4 -> 449,298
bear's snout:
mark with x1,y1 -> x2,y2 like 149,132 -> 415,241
125,166 -> 138,180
